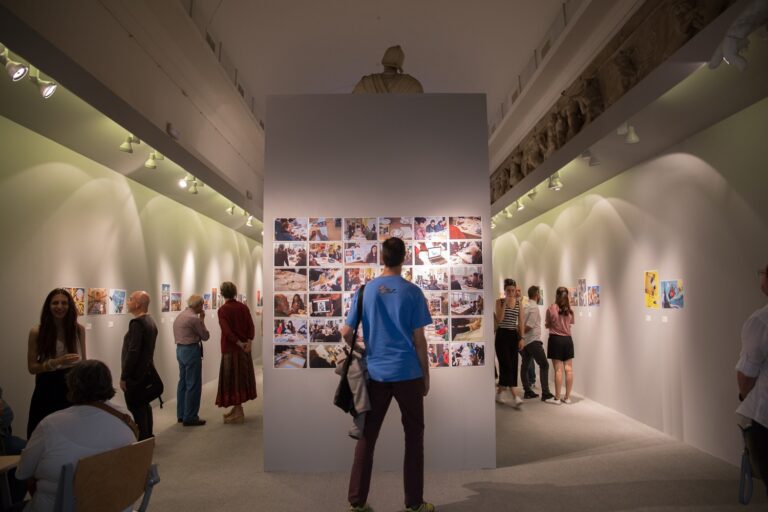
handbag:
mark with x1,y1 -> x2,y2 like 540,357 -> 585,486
334,285 -> 365,414
738,422 -> 763,504
125,364 -> 164,407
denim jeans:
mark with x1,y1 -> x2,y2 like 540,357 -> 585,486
177,343 -> 203,422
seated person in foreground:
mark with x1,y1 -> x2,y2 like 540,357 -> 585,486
16,360 -> 137,512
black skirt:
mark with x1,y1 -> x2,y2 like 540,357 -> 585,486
495,327 -> 520,387
27,368 -> 72,438
547,334 -> 575,361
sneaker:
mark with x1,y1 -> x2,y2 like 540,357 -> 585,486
562,397 -> 573,404
349,504 -> 373,512
542,394 -> 560,404
523,390 -> 539,399
495,391 -> 506,404
510,392 -> 523,408
405,503 -> 435,512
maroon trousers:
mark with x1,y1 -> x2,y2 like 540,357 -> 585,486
348,377 -> 425,508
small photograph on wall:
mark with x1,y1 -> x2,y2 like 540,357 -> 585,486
274,318 -> 308,343
161,284 -> 171,313
662,279 -> 684,309
211,287 -> 218,310
274,268 -> 308,292
344,267 -> 377,292
309,217 -> 342,241
644,270 -> 660,309
309,344 -> 350,368
308,242 -> 343,266
413,267 -> 449,290
449,241 -> 483,265
309,268 -> 343,292
202,293 -> 211,310
451,343 -> 485,367
588,286 -> 600,307
451,317 -> 483,342
275,218 -> 308,241
379,217 -> 413,240
577,278 -> 587,307
171,292 -> 182,312
428,344 -> 450,368
344,218 -> 377,241
537,289 -> 544,306
87,288 -> 108,315
413,217 -> 447,240
450,291 -> 483,315
342,293 -> 353,318
309,293 -> 342,317
569,288 -> 578,306
380,242 -> 413,266
449,216 -> 482,239
66,287 -> 86,316
108,289 -> 126,315
275,293 -> 307,317
414,241 -> 448,266
274,345 -> 307,369
309,318 -> 343,343
344,242 -> 379,265
425,317 -> 450,342
450,266 -> 484,291
424,292 -> 449,317
256,290 -> 263,308
274,242 -> 308,267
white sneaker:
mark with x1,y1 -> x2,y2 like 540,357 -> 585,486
495,391 -> 506,404
511,392 -> 523,408
562,397 -> 573,404
543,396 -> 561,405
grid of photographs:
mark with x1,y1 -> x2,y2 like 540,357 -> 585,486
272,216 -> 485,369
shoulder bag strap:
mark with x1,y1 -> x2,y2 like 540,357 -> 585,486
342,285 -> 366,374
87,402 -> 139,440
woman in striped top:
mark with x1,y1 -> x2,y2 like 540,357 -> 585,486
494,278 -> 525,407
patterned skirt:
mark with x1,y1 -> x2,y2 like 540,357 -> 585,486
216,351 -> 257,407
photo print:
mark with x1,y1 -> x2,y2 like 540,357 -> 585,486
451,343 -> 485,367
274,318 -> 308,344
344,242 -> 379,266
256,290 -> 263,308
428,344 -> 450,368
569,287 -> 579,306
66,287 -> 86,316
343,293 -> 353,318
662,279 -> 684,309
309,293 -> 342,317
274,345 -> 307,369
344,217 -> 377,241
211,287 -> 218,309
537,289 -> 544,306
644,270 -> 660,309
171,292 -> 182,312
309,318 -> 343,343
450,291 -> 484,315
309,344 -> 350,369
87,288 -> 107,315
274,242 -> 308,267
203,293 -> 211,310
381,241 -> 413,266
424,292 -> 449,317
425,317 -> 449,343
450,266 -> 483,291
274,268 -> 308,292
309,268 -> 343,292
274,218 -> 308,241
577,278 -> 587,307
413,267 -> 449,290
108,289 -> 126,315
449,241 -> 483,265
449,216 -> 482,239
344,267 -> 377,292
413,216 -> 447,240
414,241 -> 448,266
308,242 -> 343,266
451,317 -> 483,342
308,217 -> 342,241
161,283 -> 171,313
588,286 -> 601,307
378,217 -> 413,240
274,293 -> 307,317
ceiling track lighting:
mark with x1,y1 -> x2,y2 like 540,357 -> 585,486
246,215 -> 254,227
491,221 -> 497,230
616,122 -> 629,136
527,188 -> 538,201
515,200 -> 524,212
503,207 -> 513,219
226,204 -> 235,215
119,133 -> 141,153
28,67 -> 57,98
580,149 -> 600,166
548,172 -> 563,191
144,150 -> 164,169
624,125 -> 640,144
0,46 -> 29,82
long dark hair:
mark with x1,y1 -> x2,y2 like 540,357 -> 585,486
555,287 -> 573,317
38,288 -> 78,360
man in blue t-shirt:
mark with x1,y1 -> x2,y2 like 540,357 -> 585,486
342,237 -> 434,512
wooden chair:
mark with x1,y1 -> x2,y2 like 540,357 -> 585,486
53,438 -> 160,512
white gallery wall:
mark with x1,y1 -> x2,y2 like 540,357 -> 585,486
263,94 -> 495,472
492,96 -> 768,465
0,115 -> 263,436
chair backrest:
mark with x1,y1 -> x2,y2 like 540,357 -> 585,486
72,438 -> 155,512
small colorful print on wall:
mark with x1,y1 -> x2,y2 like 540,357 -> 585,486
644,270 -> 660,309
108,289 -> 126,315
66,287 -> 86,316
87,288 -> 107,315
661,279 -> 684,309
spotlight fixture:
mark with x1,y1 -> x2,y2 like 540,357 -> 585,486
504,207 -> 513,219
491,221 -> 497,230
178,174 -> 192,189
0,46 -> 28,82
246,215 -> 254,227
226,204 -> 235,215
515,200 -> 524,212
144,153 -> 157,169
580,149 -> 600,166
28,67 -> 57,98
616,122 -> 629,136
119,133 -> 141,153
548,172 -> 563,191
189,180 -> 199,194
527,188 -> 538,201
625,125 -> 640,144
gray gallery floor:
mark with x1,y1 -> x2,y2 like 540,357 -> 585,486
147,369 -> 766,511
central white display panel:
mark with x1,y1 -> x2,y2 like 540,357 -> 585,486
263,94 -> 494,472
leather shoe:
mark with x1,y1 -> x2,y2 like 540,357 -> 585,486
182,419 -> 206,427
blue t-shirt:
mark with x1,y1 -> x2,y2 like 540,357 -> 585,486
345,275 -> 432,382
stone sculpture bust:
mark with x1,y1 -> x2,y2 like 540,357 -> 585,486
353,45 -> 424,94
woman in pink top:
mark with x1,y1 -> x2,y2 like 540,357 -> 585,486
545,287 -> 575,404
